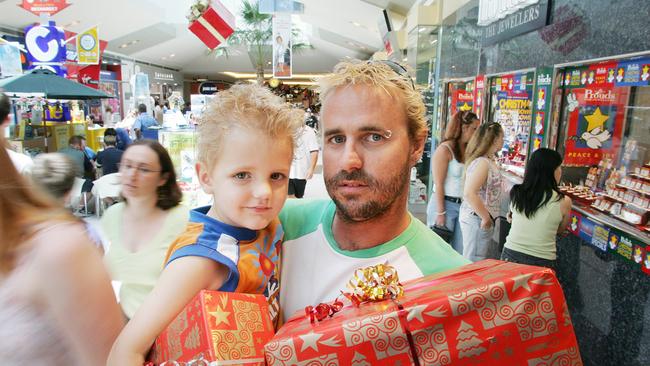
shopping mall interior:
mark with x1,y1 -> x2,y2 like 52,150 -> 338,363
0,0 -> 649,365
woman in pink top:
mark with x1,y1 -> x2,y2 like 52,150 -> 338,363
0,123 -> 123,364
459,122 -> 504,262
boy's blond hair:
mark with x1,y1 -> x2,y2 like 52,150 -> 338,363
197,83 -> 303,171
317,60 -> 428,141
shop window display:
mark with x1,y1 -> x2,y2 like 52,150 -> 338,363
556,57 -> 650,234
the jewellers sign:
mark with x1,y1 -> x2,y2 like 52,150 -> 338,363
479,0 -> 550,46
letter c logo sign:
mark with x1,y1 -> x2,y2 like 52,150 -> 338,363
25,25 -> 63,62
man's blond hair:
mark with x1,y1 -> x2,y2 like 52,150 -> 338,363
197,84 -> 303,171
317,60 -> 428,140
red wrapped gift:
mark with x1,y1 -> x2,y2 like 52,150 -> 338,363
149,290 -> 275,365
187,1 -> 235,50
265,260 -> 582,365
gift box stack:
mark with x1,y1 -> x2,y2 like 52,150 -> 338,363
265,260 -> 583,366
148,291 -> 275,365
187,0 -> 235,50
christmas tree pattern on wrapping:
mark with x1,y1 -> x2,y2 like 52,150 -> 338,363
456,321 -> 487,359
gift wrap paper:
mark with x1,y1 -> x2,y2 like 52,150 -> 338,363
265,260 -> 582,366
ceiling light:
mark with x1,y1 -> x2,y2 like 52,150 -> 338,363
282,81 -> 318,86
63,20 -> 81,28
169,54 -> 175,58
119,43 -> 128,48
196,78 -> 208,81
267,61 -> 272,65
222,71 -> 326,79
161,56 -> 167,60
351,21 -> 361,27
129,40 -> 140,45
113,62 -> 119,66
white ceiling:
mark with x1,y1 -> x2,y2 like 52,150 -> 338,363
0,0 -> 418,80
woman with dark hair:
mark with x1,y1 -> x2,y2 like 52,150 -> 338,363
0,137 -> 123,364
500,148 -> 572,270
427,110 -> 480,253
459,122 -> 504,262
102,139 -> 189,320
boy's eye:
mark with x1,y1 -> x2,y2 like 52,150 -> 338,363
270,172 -> 286,181
234,172 -> 250,179
328,135 -> 345,144
364,133 -> 384,143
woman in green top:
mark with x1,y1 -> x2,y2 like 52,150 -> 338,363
102,140 -> 189,320
501,148 -> 572,270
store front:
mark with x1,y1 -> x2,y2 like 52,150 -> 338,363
429,1 -> 650,365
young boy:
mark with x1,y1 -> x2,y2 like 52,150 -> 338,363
107,84 -> 302,365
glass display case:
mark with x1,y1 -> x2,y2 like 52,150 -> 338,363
555,56 -> 650,240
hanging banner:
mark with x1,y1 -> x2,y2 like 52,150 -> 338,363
272,13 -> 292,79
0,43 -> 23,77
76,26 -> 100,65
563,86 -> 628,166
24,21 -> 66,76
19,0 -> 70,16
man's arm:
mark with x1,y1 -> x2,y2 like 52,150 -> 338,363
306,150 -> 318,179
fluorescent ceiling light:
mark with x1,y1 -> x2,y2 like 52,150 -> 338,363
222,71 -> 326,79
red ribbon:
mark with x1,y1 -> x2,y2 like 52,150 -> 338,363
304,299 -> 344,323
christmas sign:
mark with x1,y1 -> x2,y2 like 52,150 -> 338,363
563,86 -> 628,166
19,0 -> 70,16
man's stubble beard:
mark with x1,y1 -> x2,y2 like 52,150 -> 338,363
325,157 -> 411,223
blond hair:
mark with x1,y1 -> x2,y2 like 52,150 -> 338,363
465,122 -> 504,168
31,153 -> 77,200
197,84 -> 303,170
318,60 -> 427,140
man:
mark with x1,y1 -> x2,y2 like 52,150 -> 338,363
288,120 -> 319,199
133,103 -> 158,140
0,92 -> 33,174
96,130 -> 123,175
279,60 -> 469,320
60,135 -> 94,179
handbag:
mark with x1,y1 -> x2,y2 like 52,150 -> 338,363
432,224 -> 454,243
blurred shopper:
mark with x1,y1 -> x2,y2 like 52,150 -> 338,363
96,129 -> 124,176
133,104 -> 158,140
459,122 -> 504,262
0,140 -> 123,365
427,110 -> 480,253
288,120 -> 319,198
31,152 -> 106,253
500,148 -> 572,270
102,140 -> 189,320
0,92 -> 33,174
154,100 -> 164,125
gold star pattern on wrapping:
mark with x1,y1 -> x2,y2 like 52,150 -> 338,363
299,331 -> 324,352
512,273 -> 534,292
407,304 -> 427,323
204,293 -> 213,301
208,305 -> 231,327
584,107 -> 609,132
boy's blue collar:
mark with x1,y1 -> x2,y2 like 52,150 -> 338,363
190,206 -> 258,242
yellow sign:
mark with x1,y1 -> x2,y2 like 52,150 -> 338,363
76,26 -> 99,65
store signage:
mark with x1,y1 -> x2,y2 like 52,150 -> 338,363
473,75 -> 486,120
529,67 -> 553,154
24,22 -> 66,76
155,71 -> 175,81
76,26 -> 100,65
19,0 -> 70,16
480,0 -> 550,46
569,209 -> 650,276
199,82 -> 218,95
614,57 -> 650,87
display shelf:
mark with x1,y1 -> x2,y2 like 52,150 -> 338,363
629,173 -> 650,182
572,204 -> 650,244
615,183 -> 650,196
603,194 -> 650,213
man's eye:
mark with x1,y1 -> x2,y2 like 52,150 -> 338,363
329,135 -> 345,144
270,172 -> 286,181
364,133 -> 384,143
234,172 -> 250,179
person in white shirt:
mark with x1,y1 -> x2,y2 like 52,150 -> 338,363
1,92 -> 33,175
288,121 -> 319,198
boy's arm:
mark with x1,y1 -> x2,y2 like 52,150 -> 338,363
107,256 -> 229,366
